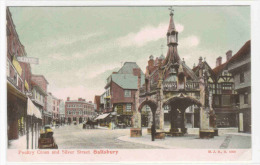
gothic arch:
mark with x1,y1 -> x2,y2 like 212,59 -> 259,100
163,93 -> 202,110
138,100 -> 157,113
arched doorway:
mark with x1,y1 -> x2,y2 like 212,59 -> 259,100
163,93 -> 201,136
138,100 -> 157,141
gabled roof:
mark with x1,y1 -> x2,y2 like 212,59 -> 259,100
213,40 -> 251,76
112,74 -> 145,90
228,40 -> 251,64
117,62 -> 144,75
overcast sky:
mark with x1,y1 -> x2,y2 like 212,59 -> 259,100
10,6 -> 250,102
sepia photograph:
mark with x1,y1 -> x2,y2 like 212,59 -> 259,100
5,5 -> 252,162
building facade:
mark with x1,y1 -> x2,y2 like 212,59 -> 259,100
227,40 -> 251,133
59,100 -> 66,125
31,75 -> 49,125
100,62 -> 145,127
65,97 -> 95,124
7,7 -> 32,141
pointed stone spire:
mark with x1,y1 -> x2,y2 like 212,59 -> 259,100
167,7 -> 176,34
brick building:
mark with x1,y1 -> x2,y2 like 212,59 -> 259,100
7,7 -> 42,149
7,7 -> 31,141
65,97 -> 95,124
94,95 -> 101,114
31,75 -> 50,125
98,62 -> 145,127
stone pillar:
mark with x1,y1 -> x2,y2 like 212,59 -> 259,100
130,69 -> 142,137
154,80 -> 165,139
199,76 -> 214,138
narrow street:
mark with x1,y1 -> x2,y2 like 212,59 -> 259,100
53,125 -> 161,149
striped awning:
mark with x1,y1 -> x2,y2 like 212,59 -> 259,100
95,113 -> 110,120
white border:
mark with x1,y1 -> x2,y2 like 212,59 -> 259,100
1,1 -> 260,165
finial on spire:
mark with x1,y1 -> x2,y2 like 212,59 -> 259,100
168,6 -> 174,16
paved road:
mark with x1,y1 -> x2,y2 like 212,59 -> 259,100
53,125 -> 161,149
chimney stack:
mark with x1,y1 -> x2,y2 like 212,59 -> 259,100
199,56 -> 203,65
226,50 -> 232,61
67,97 -> 70,101
216,56 -> 222,67
148,55 -> 154,70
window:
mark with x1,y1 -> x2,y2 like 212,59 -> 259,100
124,90 -> 131,97
214,96 -> 220,106
79,111 -> 82,115
240,72 -> 245,83
244,93 -> 248,104
222,95 -> 231,106
73,110 -> 76,115
126,104 -> 132,111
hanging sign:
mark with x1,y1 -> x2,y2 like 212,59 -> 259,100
17,57 -> 39,64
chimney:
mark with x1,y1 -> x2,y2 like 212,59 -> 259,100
82,99 -> 86,101
148,55 -> 154,68
133,68 -> 141,77
199,56 -> 203,65
67,97 -> 70,101
78,98 -> 82,101
216,56 -> 222,67
226,50 -> 232,61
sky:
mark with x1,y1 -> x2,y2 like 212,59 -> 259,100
9,6 -> 250,102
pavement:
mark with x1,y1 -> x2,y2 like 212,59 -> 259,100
8,125 -> 251,149
53,124 -> 162,149
118,129 -> 251,149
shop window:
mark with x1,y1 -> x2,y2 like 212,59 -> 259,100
124,90 -> 131,97
126,104 -> 132,111
240,72 -> 245,83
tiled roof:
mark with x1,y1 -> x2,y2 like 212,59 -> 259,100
112,74 -> 145,89
213,40 -> 251,75
117,62 -> 144,75
228,40 -> 251,64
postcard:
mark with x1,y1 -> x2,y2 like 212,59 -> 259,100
5,4 -> 254,163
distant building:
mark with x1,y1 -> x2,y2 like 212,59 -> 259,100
228,40 -> 251,133
59,100 -> 65,125
65,97 -> 95,124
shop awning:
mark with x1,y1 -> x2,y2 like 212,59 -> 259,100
27,98 -> 42,119
95,113 -> 110,120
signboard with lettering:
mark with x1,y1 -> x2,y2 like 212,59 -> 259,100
17,57 -> 39,64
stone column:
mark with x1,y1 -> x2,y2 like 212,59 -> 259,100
130,69 -> 142,137
154,80 -> 165,139
199,76 -> 214,138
